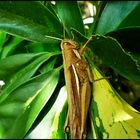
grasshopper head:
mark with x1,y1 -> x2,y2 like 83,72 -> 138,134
61,39 -> 79,50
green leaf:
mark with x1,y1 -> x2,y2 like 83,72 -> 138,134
71,29 -> 140,84
106,27 -> 140,76
0,1 -> 63,42
0,52 -> 58,103
0,31 -> 7,50
95,1 -> 140,35
0,68 -> 60,138
26,41 -> 60,53
26,86 -> 67,139
49,86 -> 67,139
0,53 -> 52,82
0,36 -> 24,59
87,35 -> 140,84
72,30 -> 140,83
0,53 -> 42,81
44,1 -> 59,20
88,61 -> 140,139
55,1 -> 85,38
119,4 -> 140,29
39,57 -> 57,74
131,53 -> 140,70
26,42 -> 47,53
106,27 -> 140,54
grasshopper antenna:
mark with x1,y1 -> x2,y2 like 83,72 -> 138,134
63,23 -> 68,39
79,36 -> 92,55
63,24 -> 66,39
45,35 -> 63,41
45,23 -> 67,41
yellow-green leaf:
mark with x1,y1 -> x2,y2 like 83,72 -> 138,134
90,64 -> 140,139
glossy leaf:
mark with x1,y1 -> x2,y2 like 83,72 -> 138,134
88,35 -> 140,84
88,60 -> 140,139
0,1 -> 63,42
55,1 -> 85,38
95,1 -> 140,35
25,86 -> 67,139
39,57 -> 57,74
48,86 -> 67,139
26,42 -> 60,53
119,4 -> 140,29
0,1 -> 139,139
0,68 -> 60,138
0,53 -> 47,82
44,1 -> 59,20
0,31 -> 7,50
0,52 -> 59,103
106,27 -> 140,54
106,27 -> 140,72
0,36 -> 24,59
71,29 -> 140,84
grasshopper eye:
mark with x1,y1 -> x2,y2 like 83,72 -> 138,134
64,42 -> 68,46
64,42 -> 71,46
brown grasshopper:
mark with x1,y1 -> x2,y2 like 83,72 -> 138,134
45,34 -> 93,139
61,39 -> 92,139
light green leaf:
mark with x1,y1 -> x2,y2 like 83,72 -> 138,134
25,86 -> 67,139
0,68 -> 60,138
0,36 -> 24,59
0,52 -> 59,103
89,65 -> 140,139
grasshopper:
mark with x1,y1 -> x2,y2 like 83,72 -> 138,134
45,34 -> 93,139
61,39 -> 93,139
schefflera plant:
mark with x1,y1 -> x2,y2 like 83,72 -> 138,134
0,1 -> 140,139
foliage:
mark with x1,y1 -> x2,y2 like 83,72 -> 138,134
0,1 -> 140,139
